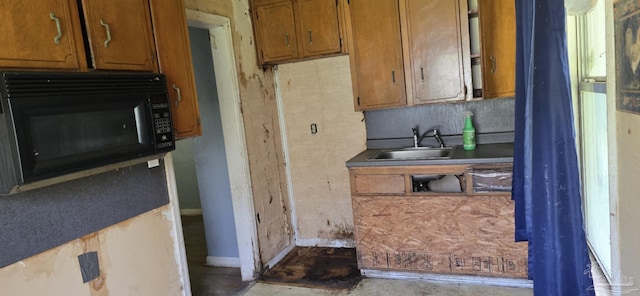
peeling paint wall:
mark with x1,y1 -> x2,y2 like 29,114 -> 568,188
277,56 -> 367,245
184,0 -> 292,264
0,206 -> 182,296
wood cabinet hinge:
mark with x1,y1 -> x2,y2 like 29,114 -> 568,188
197,117 -> 201,127
464,85 -> 468,97
339,37 -> 343,48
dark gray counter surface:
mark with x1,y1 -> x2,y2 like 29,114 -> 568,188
346,142 -> 514,167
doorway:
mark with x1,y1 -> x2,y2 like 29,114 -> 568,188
171,11 -> 260,282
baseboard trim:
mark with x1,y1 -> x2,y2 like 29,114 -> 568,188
180,209 -> 203,216
295,238 -> 355,248
206,256 -> 241,268
265,244 -> 295,270
361,269 -> 533,289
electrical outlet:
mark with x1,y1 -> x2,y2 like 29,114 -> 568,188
78,251 -> 100,283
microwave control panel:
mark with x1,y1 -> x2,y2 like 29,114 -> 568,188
151,99 -> 175,152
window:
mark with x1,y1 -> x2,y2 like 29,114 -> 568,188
573,0 -> 612,280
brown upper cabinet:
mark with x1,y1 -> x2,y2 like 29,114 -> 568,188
81,0 -> 157,72
251,0 -> 345,65
349,0 -> 407,110
0,0 -> 157,72
347,0 -> 515,111
149,0 -> 202,139
0,1 -> 87,70
402,0 -> 472,104
348,0 -> 471,111
478,0 -> 516,99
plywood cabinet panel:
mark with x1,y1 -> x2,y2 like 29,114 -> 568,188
0,1 -> 86,70
353,174 -> 405,194
349,164 -> 527,278
479,0 -> 516,99
149,0 -> 202,139
404,0 -> 471,103
350,0 -> 406,110
81,0 -> 157,71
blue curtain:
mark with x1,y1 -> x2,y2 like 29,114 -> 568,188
512,0 -> 595,295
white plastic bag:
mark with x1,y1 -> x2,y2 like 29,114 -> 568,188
565,0 -> 598,15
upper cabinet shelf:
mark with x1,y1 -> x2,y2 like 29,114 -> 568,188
250,0 -> 347,65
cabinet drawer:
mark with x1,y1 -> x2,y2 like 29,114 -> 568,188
353,174 -> 405,194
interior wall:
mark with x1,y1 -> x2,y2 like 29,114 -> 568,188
277,55 -> 367,245
0,206 -> 183,296
611,0 -> 639,287
189,26 -> 239,259
183,0 -> 292,264
173,138 -> 202,210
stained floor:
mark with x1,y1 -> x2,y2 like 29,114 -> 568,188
261,247 -> 362,290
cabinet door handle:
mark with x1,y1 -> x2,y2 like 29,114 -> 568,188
490,55 -> 497,73
308,29 -> 313,44
100,19 -> 112,48
172,84 -> 182,106
420,67 -> 425,81
285,33 -> 290,47
392,69 -> 396,83
49,12 -> 62,45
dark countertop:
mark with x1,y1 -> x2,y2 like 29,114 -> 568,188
346,142 -> 514,167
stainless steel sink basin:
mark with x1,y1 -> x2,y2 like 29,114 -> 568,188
369,147 -> 454,161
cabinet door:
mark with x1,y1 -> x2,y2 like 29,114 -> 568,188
254,1 -> 299,63
479,0 -> 516,99
350,0 -> 406,110
0,1 -> 85,70
81,0 -> 157,71
405,0 -> 471,103
149,0 -> 201,139
296,0 -> 341,57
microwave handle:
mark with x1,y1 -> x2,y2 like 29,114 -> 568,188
172,84 -> 182,106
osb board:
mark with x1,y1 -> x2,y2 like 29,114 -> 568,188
352,195 -> 528,278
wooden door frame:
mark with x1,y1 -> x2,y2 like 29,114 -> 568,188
182,10 -> 260,281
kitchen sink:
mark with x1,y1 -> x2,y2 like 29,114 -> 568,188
369,147 -> 455,161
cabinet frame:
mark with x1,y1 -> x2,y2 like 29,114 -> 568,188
250,0 -> 349,66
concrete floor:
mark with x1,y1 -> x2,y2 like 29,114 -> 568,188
243,278 -> 533,296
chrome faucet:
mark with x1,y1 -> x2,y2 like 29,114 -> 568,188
412,128 -> 445,148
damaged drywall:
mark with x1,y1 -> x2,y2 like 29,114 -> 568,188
0,206 -> 182,295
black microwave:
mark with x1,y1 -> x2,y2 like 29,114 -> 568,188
0,71 -> 175,194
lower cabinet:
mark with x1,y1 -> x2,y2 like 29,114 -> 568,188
349,164 -> 528,279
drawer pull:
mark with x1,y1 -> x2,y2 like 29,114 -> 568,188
100,19 -> 112,48
49,12 -> 62,45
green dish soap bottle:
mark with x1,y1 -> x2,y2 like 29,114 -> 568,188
463,111 -> 476,151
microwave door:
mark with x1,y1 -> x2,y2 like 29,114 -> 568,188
10,93 -> 155,182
